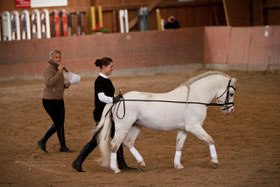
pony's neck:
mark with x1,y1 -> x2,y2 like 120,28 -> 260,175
168,86 -> 189,100
188,75 -> 227,103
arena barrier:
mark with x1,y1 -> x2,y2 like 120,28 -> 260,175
0,26 -> 279,79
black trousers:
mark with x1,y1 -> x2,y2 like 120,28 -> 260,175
42,99 -> 65,128
72,113 -> 129,170
86,117 -> 116,149
41,99 -> 67,147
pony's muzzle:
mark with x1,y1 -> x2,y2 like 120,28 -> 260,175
222,107 -> 234,114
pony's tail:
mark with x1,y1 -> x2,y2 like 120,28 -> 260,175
93,104 -> 113,167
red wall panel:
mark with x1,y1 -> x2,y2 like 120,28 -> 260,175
0,26 -> 279,79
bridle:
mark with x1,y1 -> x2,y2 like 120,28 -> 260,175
109,79 -> 236,119
216,79 -> 236,111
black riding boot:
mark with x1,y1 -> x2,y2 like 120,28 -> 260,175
57,126 -> 71,152
117,144 -> 136,171
72,138 -> 97,172
38,124 -> 56,153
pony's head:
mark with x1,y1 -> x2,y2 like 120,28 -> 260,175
216,77 -> 237,114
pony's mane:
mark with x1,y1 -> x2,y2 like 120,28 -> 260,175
183,71 -> 230,87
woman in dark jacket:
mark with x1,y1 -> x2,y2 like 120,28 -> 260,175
38,50 -> 71,153
72,57 -> 134,172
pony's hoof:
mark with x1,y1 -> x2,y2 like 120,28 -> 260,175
113,168 -> 121,174
174,164 -> 184,170
210,160 -> 219,169
138,161 -> 146,172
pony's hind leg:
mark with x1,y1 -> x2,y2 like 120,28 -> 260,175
186,125 -> 218,168
123,125 -> 146,171
174,130 -> 188,170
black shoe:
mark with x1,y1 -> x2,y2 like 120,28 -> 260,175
72,160 -> 84,172
60,146 -> 72,152
119,165 -> 137,171
71,141 -> 96,172
57,126 -> 72,152
38,140 -> 48,153
38,124 -> 56,153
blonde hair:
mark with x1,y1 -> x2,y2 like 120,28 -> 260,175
49,50 -> 62,59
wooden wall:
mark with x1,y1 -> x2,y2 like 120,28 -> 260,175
0,0 -> 226,35
1,0 -> 279,37
91,0 -> 226,31
223,0 -> 280,26
0,28 -> 205,79
223,0 -> 251,26
1,26 -> 279,79
263,0 -> 280,25
204,26 -> 280,71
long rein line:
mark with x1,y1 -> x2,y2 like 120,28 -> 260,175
112,98 -> 234,119
118,98 -> 229,106
112,79 -> 235,119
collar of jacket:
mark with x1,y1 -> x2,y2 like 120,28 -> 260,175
48,60 -> 59,69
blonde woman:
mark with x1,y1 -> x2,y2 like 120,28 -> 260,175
38,50 -> 71,153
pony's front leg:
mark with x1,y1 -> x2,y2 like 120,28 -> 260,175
186,125 -> 218,168
174,130 -> 188,170
209,144 -> 218,168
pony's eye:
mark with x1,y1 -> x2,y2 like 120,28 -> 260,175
230,93 -> 234,97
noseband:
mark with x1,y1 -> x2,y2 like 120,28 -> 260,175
216,79 -> 236,111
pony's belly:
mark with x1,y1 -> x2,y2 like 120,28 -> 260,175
136,118 -> 184,131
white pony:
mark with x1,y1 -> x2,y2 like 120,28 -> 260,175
94,71 -> 237,173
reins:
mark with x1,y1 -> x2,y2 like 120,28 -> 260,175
106,79 -> 236,120
112,98 -> 234,119
117,99 -> 232,106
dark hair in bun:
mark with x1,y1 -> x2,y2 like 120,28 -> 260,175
95,57 -> 113,68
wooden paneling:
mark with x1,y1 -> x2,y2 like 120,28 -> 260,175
267,9 -> 280,25
263,0 -> 280,25
204,26 -> 280,71
0,0 -> 227,35
2,0 -> 279,37
0,28 -> 205,78
252,0 -> 262,25
222,0 -> 280,26
91,0 -> 226,31
1,26 -> 279,78
222,0 -> 251,26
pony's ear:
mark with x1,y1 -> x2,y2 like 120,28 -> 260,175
231,78 -> 237,87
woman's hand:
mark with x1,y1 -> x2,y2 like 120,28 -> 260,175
64,82 -> 71,89
113,93 -> 123,103
58,64 -> 63,72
